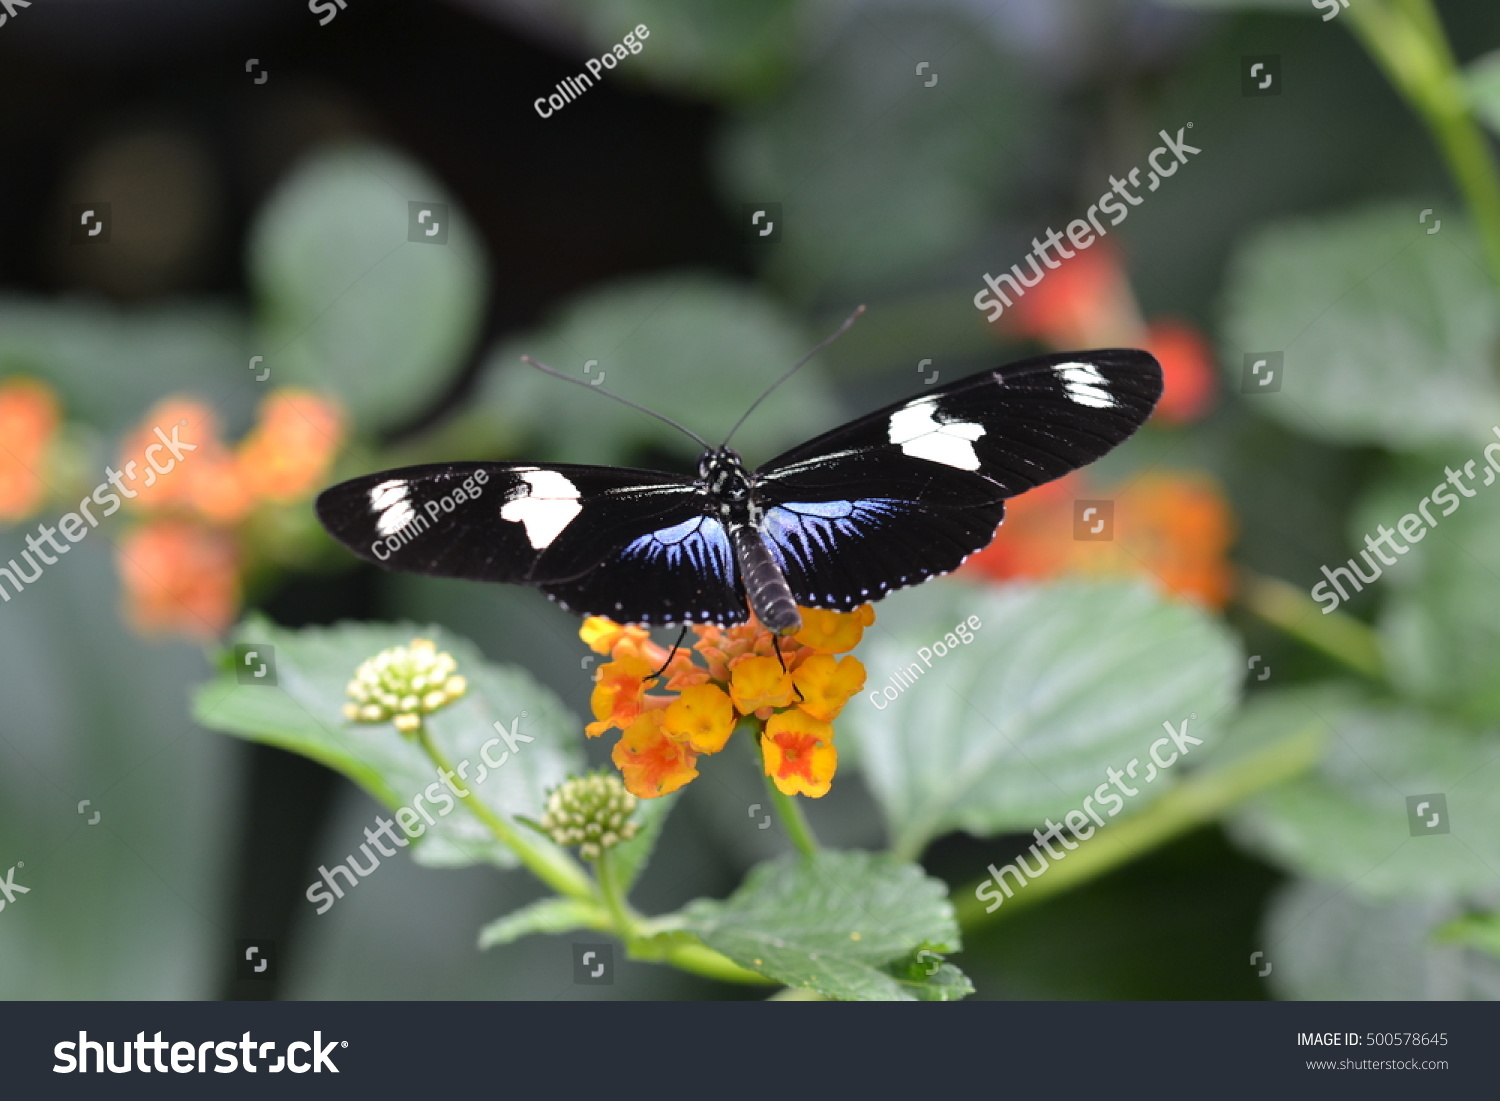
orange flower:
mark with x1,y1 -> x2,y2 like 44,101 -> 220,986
729,654 -> 794,714
612,711 -> 699,798
792,653 -> 866,722
1144,319 -> 1216,424
793,605 -> 873,653
237,389 -> 345,505
663,683 -> 736,753
117,520 -> 240,639
0,377 -> 60,521
118,398 -> 222,513
964,471 -> 1235,608
585,653 -> 657,738
761,709 -> 838,798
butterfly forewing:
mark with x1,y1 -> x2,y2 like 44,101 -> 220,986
750,349 -> 1161,609
317,461 -> 705,584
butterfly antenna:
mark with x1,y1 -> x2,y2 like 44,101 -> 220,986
520,356 -> 711,451
720,304 -> 867,449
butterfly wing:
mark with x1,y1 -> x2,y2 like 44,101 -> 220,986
751,349 -> 1162,609
315,462 -> 746,624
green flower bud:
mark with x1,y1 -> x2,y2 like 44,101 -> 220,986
342,638 -> 467,736
538,772 -> 640,860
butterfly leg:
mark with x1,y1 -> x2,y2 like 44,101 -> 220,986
646,626 -> 690,683
770,635 -> 805,701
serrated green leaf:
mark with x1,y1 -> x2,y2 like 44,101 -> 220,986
479,274 -> 838,466
249,144 -> 487,433
1352,455 -> 1500,723
680,851 -> 964,1001
193,616 -> 584,869
1229,687 -> 1500,899
840,580 -> 1241,858
478,897 -> 603,950
885,947 -> 974,1001
1263,879 -> 1500,1000
1221,204 -> 1500,450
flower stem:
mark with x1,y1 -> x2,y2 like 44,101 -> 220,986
1236,571 -> 1385,681
414,724 -> 594,902
593,848 -> 633,938
951,722 -> 1324,929
765,774 -> 820,857
1346,0 -> 1500,286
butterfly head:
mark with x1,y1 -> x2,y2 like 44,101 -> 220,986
698,447 -> 751,506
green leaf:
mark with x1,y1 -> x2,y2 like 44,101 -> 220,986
1228,686 -> 1500,899
248,144 -> 488,433
1465,50 -> 1500,137
611,791 -> 678,893
478,897 -> 603,950
1220,204 -> 1500,450
559,0 -> 801,101
193,616 -> 584,869
841,580 -> 1241,859
885,947 -> 974,1002
1263,879 -> 1500,999
1434,912 -> 1500,959
479,274 -> 838,466
717,8 -> 1040,295
680,851 -> 965,1001
1353,454 -> 1500,723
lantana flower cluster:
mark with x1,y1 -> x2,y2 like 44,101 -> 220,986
581,606 -> 873,801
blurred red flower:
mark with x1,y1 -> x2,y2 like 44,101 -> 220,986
0,377 -> 61,522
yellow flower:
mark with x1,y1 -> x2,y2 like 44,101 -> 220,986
792,654 -> 866,722
793,605 -> 874,653
761,709 -> 838,798
729,654 -> 795,714
664,683 -> 736,753
585,653 -> 656,738
612,711 -> 699,799
579,616 -> 650,655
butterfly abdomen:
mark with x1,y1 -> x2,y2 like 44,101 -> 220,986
729,521 -> 801,635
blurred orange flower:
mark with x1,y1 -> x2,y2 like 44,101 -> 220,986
964,471 -> 1235,608
238,389 -> 346,505
117,520 -> 240,639
0,377 -> 60,521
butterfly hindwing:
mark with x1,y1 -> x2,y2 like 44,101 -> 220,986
315,462 -> 739,615
750,349 -> 1161,608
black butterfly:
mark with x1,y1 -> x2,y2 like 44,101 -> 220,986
315,347 -> 1162,635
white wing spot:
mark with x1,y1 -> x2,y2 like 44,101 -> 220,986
1054,361 -> 1116,409
887,399 -> 984,470
500,470 -> 582,549
369,479 -> 416,536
